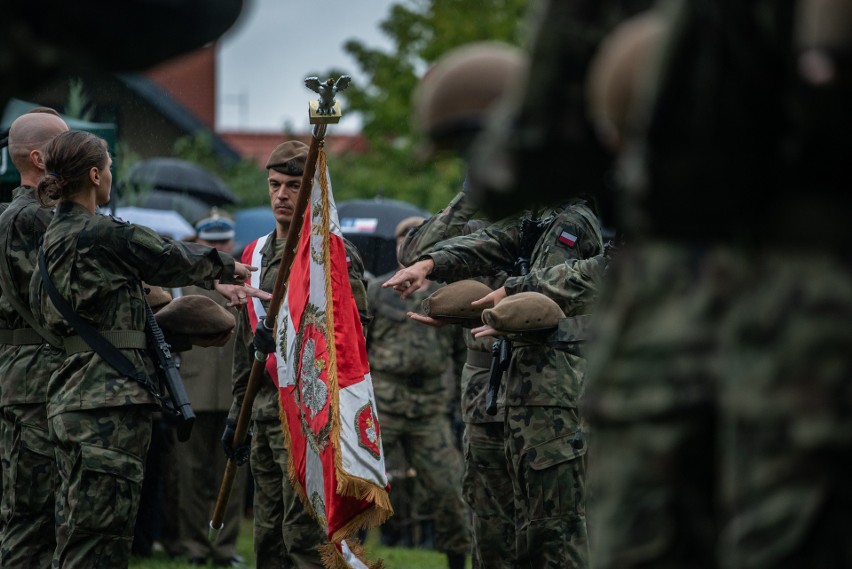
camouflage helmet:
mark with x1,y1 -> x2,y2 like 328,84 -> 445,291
412,41 -> 526,156
585,10 -> 665,151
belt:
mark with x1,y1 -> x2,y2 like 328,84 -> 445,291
465,349 -> 493,369
64,330 -> 148,355
0,327 -> 47,346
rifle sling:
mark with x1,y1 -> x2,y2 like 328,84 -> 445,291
0,203 -> 62,347
37,247 -> 149,385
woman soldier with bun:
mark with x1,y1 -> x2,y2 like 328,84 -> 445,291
32,129 -> 267,568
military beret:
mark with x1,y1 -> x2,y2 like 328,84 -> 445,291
395,216 -> 426,239
154,295 -> 236,347
421,279 -> 493,327
144,284 -> 172,313
481,292 -> 565,332
265,140 -> 309,176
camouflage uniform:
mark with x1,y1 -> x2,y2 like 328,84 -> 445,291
365,272 -> 471,558
399,190 -> 516,568
229,232 -> 368,569
0,186 -> 64,568
581,1 -> 852,568
32,201 -> 238,569
423,200 -> 603,568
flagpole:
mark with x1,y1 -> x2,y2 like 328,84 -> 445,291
209,76 -> 350,542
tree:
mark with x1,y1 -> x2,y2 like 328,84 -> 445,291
318,0 -> 529,212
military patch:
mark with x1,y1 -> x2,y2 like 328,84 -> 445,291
356,403 -> 381,460
558,229 -> 578,248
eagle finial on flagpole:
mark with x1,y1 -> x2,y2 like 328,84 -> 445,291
305,75 -> 351,124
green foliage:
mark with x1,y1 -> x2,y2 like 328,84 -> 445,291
65,78 -> 94,122
314,0 -> 528,211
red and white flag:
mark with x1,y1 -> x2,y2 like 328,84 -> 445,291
273,148 -> 391,568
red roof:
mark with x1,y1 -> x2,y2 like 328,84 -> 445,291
218,131 -> 368,169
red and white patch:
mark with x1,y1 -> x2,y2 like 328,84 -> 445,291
558,230 -> 578,247
356,403 -> 381,460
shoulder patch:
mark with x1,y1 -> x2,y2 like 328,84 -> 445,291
557,229 -> 578,248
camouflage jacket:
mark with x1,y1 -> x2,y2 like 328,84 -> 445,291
366,271 -> 465,417
395,189 -> 506,423
425,200 -> 604,407
229,231 -> 368,423
0,186 -> 65,406
33,201 -> 238,417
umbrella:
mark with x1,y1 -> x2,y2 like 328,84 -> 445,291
113,206 -> 196,240
124,158 -> 240,207
233,206 -> 277,257
133,190 -> 212,225
337,198 -> 431,278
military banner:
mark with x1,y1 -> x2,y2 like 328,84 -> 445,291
273,147 -> 391,568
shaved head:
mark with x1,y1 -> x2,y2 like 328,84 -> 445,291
8,111 -> 69,185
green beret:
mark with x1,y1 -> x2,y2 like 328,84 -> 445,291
265,140 -> 309,176
421,279 -> 493,328
481,292 -> 565,332
155,295 -> 236,347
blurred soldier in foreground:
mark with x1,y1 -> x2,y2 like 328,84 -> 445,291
464,0 -> 656,223
367,217 -> 470,569
581,2 -> 852,567
169,212 -> 247,567
399,41 -> 523,569
0,109 -> 68,568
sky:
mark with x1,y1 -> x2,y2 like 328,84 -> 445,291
216,0 -> 397,134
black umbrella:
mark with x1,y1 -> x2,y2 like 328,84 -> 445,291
125,158 -> 240,207
134,190 -> 213,225
337,198 -> 431,278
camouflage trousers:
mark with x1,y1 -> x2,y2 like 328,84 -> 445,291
463,421 -> 516,569
506,405 -> 588,569
250,417 -> 325,569
380,410 -> 472,555
0,402 -> 56,569
50,405 -> 153,569
583,243 -> 852,568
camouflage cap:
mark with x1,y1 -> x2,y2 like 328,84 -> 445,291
481,291 -> 565,332
421,279 -> 494,327
265,140 -> 309,176
395,216 -> 426,239
154,294 -> 236,347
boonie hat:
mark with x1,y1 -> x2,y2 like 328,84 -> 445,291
421,279 -> 493,327
265,140 -> 309,175
195,211 -> 235,241
480,291 -> 565,332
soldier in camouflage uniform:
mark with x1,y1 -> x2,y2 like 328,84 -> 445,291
367,217 -> 470,569
0,109 -> 68,568
225,141 -> 370,569
30,130 -> 260,569
385,197 -> 603,569
576,2 -> 852,568
399,190 -> 517,569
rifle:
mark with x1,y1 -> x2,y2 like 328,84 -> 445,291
484,212 -> 548,415
142,297 -> 195,442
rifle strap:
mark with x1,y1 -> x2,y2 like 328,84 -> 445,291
37,247 -> 149,385
0,201 -> 62,348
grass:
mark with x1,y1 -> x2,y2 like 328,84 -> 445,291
128,522 -> 459,569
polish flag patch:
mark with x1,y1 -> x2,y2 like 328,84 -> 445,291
558,230 -> 578,247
